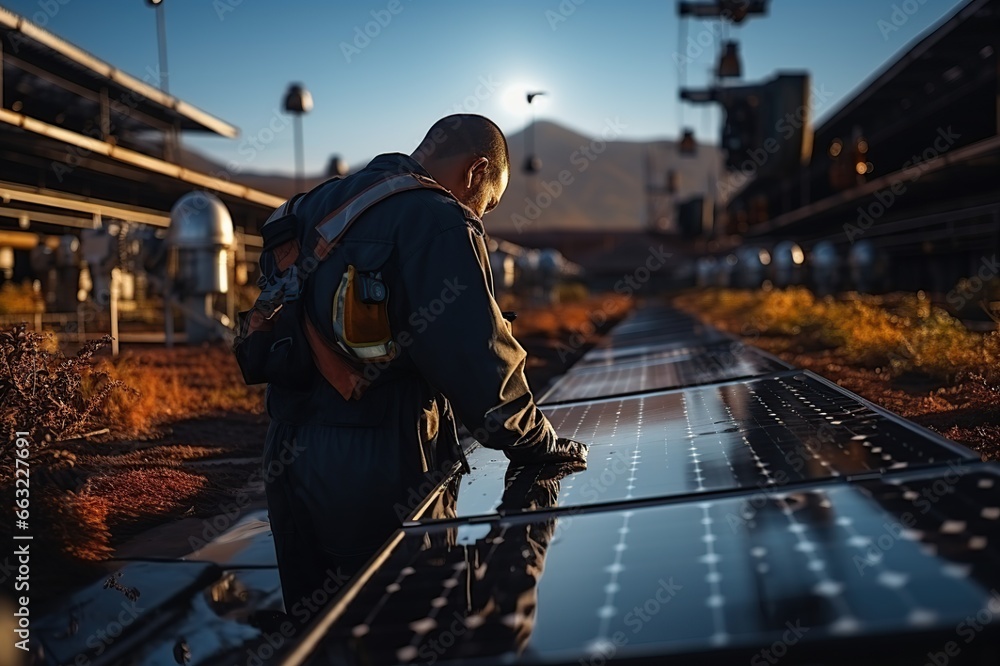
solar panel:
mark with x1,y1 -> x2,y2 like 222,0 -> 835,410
540,341 -> 792,404
416,373 -> 974,522
602,324 -> 730,348
583,308 -> 731,362
605,308 -> 704,336
298,465 -> 1000,666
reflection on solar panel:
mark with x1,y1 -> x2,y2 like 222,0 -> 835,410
418,373 -> 973,522
301,465 -> 1000,666
540,341 -> 791,404
583,308 -> 731,362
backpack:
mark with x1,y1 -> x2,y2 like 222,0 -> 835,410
232,172 -> 451,399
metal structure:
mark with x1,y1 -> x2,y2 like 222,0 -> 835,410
166,191 -> 235,343
771,239 -> 804,287
726,0 -> 1000,295
0,6 -> 280,345
810,240 -> 839,295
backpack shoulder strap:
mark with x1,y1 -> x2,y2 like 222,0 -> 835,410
304,173 -> 449,261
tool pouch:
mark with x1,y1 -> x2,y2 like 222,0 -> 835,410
332,264 -> 396,363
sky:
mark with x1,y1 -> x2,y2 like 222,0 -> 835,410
1,0 -> 968,175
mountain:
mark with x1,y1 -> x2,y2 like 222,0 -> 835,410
494,120 -> 722,233
179,120 -> 723,232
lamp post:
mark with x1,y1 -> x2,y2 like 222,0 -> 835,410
523,91 -> 545,174
145,0 -> 169,93
283,83 -> 313,194
146,0 -> 180,162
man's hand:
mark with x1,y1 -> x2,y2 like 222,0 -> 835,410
505,437 -> 588,470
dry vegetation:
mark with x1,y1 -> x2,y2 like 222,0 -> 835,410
513,294 -> 633,387
675,287 -> 1000,460
89,346 -> 265,438
0,330 -> 266,602
0,281 -> 41,315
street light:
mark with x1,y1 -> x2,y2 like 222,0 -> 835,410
145,0 -> 179,162
716,41 -> 742,78
283,83 -> 313,194
524,91 -> 545,174
145,0 -> 169,93
326,154 -> 348,178
679,128 -> 697,156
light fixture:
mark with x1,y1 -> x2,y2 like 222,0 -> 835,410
716,41 -> 742,79
283,83 -> 313,114
679,129 -> 697,156
523,91 -> 547,175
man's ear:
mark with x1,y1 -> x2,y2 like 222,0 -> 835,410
465,157 -> 490,189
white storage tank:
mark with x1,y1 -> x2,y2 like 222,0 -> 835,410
167,192 -> 234,342
810,241 -> 840,296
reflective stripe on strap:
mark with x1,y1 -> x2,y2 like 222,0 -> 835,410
314,174 -> 436,245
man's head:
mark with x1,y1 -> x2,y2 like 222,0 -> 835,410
411,114 -> 510,218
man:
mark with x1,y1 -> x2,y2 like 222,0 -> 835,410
262,114 -> 587,621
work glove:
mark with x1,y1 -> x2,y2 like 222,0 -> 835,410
504,437 -> 588,471
498,460 -> 582,515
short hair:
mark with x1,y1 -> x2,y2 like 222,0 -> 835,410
414,114 -> 510,181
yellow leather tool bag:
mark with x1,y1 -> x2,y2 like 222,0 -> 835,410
332,265 -> 396,363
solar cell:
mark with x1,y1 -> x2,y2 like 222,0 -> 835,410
540,341 -> 792,404
297,465 -> 1000,666
416,373 -> 974,522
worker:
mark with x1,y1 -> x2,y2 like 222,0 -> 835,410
259,114 -> 588,625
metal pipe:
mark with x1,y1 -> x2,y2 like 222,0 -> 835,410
110,269 -> 119,356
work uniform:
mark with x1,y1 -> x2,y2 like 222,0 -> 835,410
263,153 -> 560,615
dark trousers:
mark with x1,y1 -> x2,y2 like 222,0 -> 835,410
265,475 -> 373,628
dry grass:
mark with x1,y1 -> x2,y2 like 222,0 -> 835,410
0,332 -> 264,601
0,281 -> 41,315
84,346 -> 265,439
514,293 -> 632,340
0,327 -> 129,468
677,287 -> 1000,384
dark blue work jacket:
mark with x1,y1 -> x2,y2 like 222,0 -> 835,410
264,153 -> 556,557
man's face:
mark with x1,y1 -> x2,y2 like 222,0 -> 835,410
461,162 -> 509,219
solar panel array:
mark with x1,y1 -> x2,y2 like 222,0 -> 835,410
539,341 -> 791,403
289,305 -> 997,666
